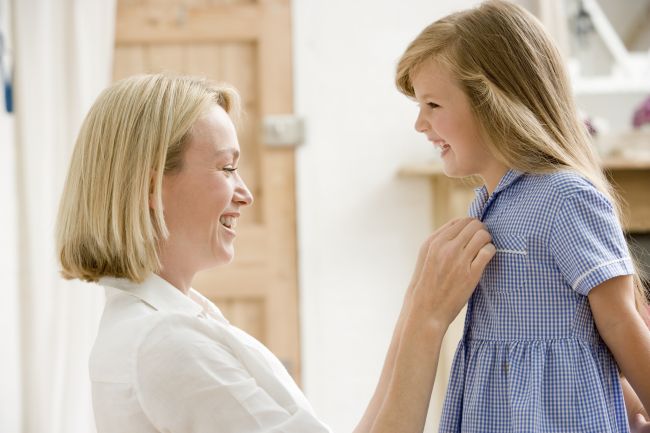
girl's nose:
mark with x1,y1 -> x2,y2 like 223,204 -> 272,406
414,109 -> 428,133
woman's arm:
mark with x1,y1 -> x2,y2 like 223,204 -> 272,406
622,376 -> 650,432
354,218 -> 494,433
589,275 -> 650,418
352,217 -> 441,433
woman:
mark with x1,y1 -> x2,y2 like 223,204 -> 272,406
56,74 -> 495,433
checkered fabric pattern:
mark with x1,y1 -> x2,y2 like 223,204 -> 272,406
439,170 -> 634,433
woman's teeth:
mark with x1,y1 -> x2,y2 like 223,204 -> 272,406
219,216 -> 237,229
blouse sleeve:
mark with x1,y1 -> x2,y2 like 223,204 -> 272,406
549,185 -> 634,296
134,315 -> 331,433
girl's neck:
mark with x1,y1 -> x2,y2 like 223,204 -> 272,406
482,164 -> 510,196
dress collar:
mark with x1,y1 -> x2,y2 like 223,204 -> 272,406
99,273 -> 204,317
492,169 -> 525,195
478,168 -> 525,196
470,169 -> 525,219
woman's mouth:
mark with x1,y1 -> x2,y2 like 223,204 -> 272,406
219,215 -> 238,230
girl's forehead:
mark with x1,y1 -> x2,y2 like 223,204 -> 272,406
412,61 -> 457,97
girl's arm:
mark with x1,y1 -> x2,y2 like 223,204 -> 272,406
589,275 -> 650,417
353,218 -> 494,433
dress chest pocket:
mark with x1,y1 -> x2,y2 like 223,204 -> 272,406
480,234 -> 528,293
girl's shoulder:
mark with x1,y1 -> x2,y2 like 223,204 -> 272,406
525,170 -> 602,202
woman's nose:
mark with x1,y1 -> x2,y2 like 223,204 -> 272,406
235,175 -> 254,206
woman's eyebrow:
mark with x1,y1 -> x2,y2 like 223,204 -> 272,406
214,149 -> 240,159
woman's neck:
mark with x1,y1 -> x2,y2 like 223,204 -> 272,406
156,249 -> 195,295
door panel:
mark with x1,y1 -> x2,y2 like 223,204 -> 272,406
114,0 -> 301,380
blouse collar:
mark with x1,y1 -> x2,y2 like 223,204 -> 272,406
99,273 -> 204,317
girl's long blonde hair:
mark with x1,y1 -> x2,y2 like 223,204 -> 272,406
396,0 -> 648,315
56,74 -> 240,283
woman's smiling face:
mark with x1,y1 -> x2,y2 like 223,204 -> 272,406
159,104 -> 253,273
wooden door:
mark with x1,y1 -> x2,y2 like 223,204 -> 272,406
113,0 -> 301,381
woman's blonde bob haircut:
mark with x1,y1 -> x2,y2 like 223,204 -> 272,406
56,74 -> 240,283
396,0 -> 648,312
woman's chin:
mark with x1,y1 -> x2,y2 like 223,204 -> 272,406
194,248 -> 235,273
213,245 -> 235,266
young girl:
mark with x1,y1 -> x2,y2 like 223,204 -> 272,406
395,1 -> 650,432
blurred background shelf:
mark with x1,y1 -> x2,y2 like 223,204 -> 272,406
399,153 -> 650,233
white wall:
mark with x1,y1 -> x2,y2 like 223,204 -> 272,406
293,1 -> 478,431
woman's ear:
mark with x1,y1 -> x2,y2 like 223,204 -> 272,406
149,170 -> 158,210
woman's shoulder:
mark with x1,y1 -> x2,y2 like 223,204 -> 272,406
90,296 -> 232,383
137,312 -> 234,361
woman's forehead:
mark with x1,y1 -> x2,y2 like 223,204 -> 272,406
187,107 -> 240,156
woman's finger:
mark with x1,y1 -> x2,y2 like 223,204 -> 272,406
469,243 -> 496,281
455,219 -> 488,250
437,217 -> 474,241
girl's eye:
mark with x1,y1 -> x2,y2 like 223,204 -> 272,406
427,102 -> 440,109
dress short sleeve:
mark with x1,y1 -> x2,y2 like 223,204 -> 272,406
134,315 -> 331,433
549,186 -> 633,296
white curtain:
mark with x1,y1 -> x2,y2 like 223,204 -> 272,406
8,0 -> 115,432
0,2 -> 20,432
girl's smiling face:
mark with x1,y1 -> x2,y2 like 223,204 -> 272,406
411,59 -> 507,193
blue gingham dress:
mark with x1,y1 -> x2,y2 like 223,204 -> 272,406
439,169 -> 634,433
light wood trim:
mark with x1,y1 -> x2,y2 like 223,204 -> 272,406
256,0 -> 301,381
115,4 -> 261,43
608,170 -> 650,232
603,158 -> 650,171
398,158 -> 650,177
258,0 -> 293,115
261,148 -> 301,378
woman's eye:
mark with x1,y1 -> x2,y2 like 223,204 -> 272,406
427,102 -> 440,109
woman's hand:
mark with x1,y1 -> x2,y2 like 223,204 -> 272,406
354,218 -> 494,433
621,364 -> 650,433
631,414 -> 650,433
407,217 -> 495,327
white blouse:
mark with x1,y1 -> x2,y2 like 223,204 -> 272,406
90,274 -> 332,433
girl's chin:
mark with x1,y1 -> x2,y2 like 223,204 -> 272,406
441,160 -> 475,179
441,164 -> 463,178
